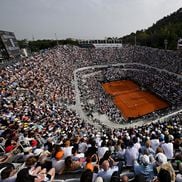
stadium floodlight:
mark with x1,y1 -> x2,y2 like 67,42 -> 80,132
54,33 -> 59,46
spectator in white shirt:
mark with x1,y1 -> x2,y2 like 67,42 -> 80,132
78,138 -> 88,154
62,139 -> 73,159
161,135 -> 174,160
98,160 -> 118,182
98,140 -> 109,160
125,141 -> 139,167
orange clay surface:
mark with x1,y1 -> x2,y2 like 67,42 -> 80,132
102,80 -> 169,120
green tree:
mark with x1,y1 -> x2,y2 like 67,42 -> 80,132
121,8 -> 182,50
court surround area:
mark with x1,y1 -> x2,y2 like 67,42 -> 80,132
102,80 -> 169,120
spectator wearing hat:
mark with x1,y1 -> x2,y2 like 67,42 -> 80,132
33,149 -> 43,158
134,154 -> 155,182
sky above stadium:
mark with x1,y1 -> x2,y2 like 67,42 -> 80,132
0,0 -> 182,40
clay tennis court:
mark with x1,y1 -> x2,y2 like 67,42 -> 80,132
102,80 -> 169,120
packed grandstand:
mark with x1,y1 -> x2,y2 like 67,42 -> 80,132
0,45 -> 182,182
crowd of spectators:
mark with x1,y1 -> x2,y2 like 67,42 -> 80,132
117,45 -> 182,75
0,45 -> 181,182
78,64 -> 181,124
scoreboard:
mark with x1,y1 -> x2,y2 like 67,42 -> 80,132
0,30 -> 20,59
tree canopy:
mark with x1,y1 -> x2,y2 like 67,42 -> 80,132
122,8 -> 182,50
18,39 -> 79,52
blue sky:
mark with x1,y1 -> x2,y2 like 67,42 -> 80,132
0,0 -> 182,40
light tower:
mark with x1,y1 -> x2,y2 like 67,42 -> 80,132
55,33 -> 59,46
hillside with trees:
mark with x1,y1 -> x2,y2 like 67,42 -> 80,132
122,8 -> 182,50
